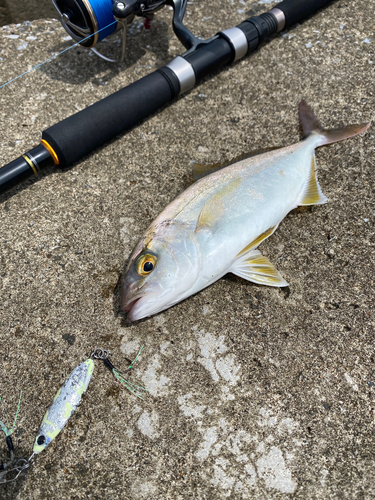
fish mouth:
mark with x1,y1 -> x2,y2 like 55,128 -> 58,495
122,292 -> 166,322
125,297 -> 149,322
121,293 -> 151,321
122,297 -> 141,313
122,296 -> 143,322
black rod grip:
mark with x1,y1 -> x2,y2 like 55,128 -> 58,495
274,0 -> 334,29
42,70 -> 179,168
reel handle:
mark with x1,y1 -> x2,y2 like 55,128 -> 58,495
113,0 -> 166,19
112,0 -> 137,20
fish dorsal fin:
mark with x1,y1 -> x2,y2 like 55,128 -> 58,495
195,195 -> 224,231
192,161 -> 224,181
236,224 -> 278,258
299,154 -> 328,206
230,248 -> 288,287
192,147 -> 282,181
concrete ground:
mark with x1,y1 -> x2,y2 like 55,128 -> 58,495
0,0 -> 374,498
0,0 -> 55,26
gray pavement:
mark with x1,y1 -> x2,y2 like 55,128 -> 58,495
0,0 -> 55,26
0,0 -> 374,498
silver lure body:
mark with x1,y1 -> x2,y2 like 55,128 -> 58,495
33,359 -> 94,454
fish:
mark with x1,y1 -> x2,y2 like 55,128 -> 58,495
121,101 -> 370,321
33,359 -> 94,455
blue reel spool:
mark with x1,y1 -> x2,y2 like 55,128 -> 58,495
90,0 -> 118,43
52,0 -> 119,48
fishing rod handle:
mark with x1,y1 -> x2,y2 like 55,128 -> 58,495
0,0 -> 335,193
274,0 -> 334,30
41,15 -> 277,168
42,68 -> 180,168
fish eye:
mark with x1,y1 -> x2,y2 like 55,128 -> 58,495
136,254 -> 157,276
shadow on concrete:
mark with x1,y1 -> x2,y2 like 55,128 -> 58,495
37,20 -> 171,86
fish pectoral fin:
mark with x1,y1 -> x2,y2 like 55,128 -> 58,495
230,249 -> 288,287
299,154 -> 328,206
195,195 -> 224,231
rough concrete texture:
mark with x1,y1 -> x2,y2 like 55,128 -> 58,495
0,0 -> 374,498
0,0 -> 55,26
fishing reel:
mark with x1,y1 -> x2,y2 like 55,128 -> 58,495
52,0 -> 208,62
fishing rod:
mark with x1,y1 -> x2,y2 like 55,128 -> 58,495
0,0 -> 334,195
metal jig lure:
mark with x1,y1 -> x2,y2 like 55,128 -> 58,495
33,348 -> 147,459
0,346 -> 148,484
33,359 -> 95,455
1,361 -> 94,483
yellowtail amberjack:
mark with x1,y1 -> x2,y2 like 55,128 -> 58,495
121,101 -> 370,321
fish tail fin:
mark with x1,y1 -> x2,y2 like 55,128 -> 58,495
299,100 -> 370,146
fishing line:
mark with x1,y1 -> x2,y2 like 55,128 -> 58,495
0,20 -> 117,90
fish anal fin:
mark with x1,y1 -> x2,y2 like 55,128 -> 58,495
236,224 -> 278,258
230,249 -> 288,287
300,154 -> 328,206
195,195 -> 224,231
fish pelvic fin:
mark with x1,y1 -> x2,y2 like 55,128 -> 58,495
230,248 -> 288,288
299,100 -> 370,145
299,154 -> 328,206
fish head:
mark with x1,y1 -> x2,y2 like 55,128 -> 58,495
121,220 -> 201,321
